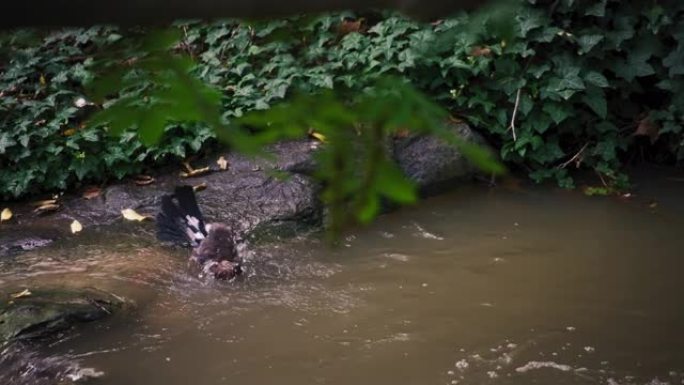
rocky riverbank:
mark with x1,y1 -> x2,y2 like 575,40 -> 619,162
1,122 -> 488,258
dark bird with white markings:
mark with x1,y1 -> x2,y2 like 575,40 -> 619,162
156,186 -> 243,280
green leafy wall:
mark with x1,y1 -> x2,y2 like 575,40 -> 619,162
1,0 -> 682,199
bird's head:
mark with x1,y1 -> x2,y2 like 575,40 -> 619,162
204,259 -> 242,280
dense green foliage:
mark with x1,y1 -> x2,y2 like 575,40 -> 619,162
0,28 -> 215,198
1,0 -> 683,204
444,0 -> 684,189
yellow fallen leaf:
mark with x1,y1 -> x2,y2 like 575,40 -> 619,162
121,208 -> 150,222
193,183 -> 207,192
10,289 -> 31,299
134,174 -> 155,186
70,220 -> 83,234
180,167 -> 210,178
448,115 -> 464,124
1,208 -> 12,222
63,128 -> 77,136
33,203 -> 60,215
30,199 -> 58,207
216,156 -> 228,170
310,131 -> 327,143
39,74 -> 46,86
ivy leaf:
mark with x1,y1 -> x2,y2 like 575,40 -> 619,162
542,102 -> 572,124
527,111 -> 553,134
582,88 -> 608,119
81,130 -> 99,142
613,57 -> 655,82
613,42 -> 656,81
516,8 -> 546,38
577,34 -> 604,54
586,0 -> 607,17
529,63 -> 551,79
663,45 -> 684,76
584,71 -> 609,88
0,133 -> 17,154
530,139 -> 564,163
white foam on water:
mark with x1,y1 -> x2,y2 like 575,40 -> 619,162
65,367 -> 105,382
412,223 -> 444,240
515,361 -> 573,373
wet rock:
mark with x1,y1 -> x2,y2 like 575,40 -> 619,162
198,172 -> 322,239
0,288 -> 124,344
392,121 -> 490,193
0,237 -> 54,258
52,140 -> 324,239
6,125 -> 488,251
0,342 -> 103,385
0,227 -> 61,258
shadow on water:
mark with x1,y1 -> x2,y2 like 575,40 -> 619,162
2,168 -> 684,385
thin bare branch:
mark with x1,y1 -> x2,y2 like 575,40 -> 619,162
558,142 -> 589,169
507,88 -> 522,142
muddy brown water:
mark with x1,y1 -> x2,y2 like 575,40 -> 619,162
2,172 -> 684,385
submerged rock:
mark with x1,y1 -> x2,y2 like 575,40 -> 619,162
0,236 -> 55,258
0,342 -> 103,385
0,288 -> 123,384
0,287 -> 124,344
0,225 -> 61,259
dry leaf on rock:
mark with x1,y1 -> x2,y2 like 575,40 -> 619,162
193,183 -> 208,192
134,175 -> 155,186
216,156 -> 229,170
82,187 -> 101,200
31,199 -> 58,207
33,203 -> 60,215
70,220 -> 83,234
10,289 -> 32,299
121,208 -> 150,222
1,208 -> 12,222
180,167 -> 210,178
309,131 -> 327,143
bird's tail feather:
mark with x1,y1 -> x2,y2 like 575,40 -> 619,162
156,186 -> 207,247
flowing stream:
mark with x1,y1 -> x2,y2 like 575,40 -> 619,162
1,170 -> 684,385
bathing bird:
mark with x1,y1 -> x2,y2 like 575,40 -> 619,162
156,185 -> 243,280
